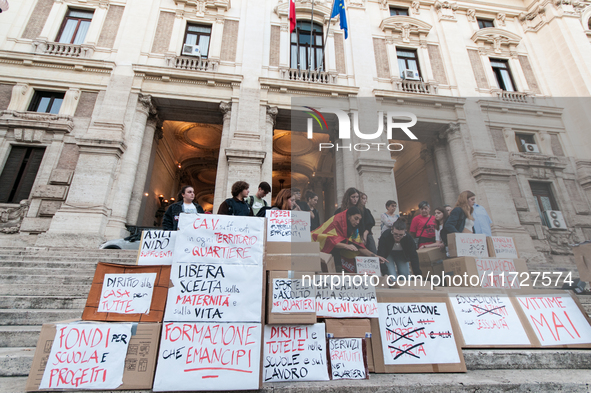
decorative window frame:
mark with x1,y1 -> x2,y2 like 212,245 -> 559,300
470,28 -> 522,56
379,15 -> 432,45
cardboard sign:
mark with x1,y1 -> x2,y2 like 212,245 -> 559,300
355,257 -> 381,276
97,273 -> 156,315
39,323 -> 132,390
263,324 -> 329,382
164,262 -> 263,323
515,293 -> 591,346
153,322 -> 261,391
174,213 -> 265,265
314,276 -> 379,318
475,259 -> 522,289
271,278 -> 316,313
449,292 -> 530,346
137,230 -> 177,265
487,236 -> 519,259
448,233 -> 488,257
266,210 -> 311,242
329,338 -> 368,380
377,302 -> 461,365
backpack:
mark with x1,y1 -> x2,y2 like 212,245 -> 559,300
247,196 -> 269,217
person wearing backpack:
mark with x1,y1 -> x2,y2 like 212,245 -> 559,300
217,181 -> 253,216
246,182 -> 271,217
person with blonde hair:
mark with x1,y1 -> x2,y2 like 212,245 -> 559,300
441,190 -> 476,245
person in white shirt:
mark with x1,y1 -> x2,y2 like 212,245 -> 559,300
380,200 -> 399,234
162,186 -> 204,230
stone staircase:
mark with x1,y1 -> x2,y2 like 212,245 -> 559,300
0,246 -> 590,392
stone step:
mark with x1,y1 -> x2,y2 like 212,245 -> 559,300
0,309 -> 82,326
0,274 -> 93,286
0,326 -> 40,348
0,284 -> 91,296
0,266 -> 97,276
0,260 -> 103,269
0,295 -> 87,310
0,255 -> 137,263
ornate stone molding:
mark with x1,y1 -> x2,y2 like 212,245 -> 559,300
497,13 -> 506,26
0,201 -> 30,234
542,226 -> 579,255
434,0 -> 458,21
225,149 -> 266,164
411,1 -> 421,15
138,93 -> 157,116
467,9 -> 476,22
219,101 -> 232,123
509,152 -> 568,171
519,4 -> 547,32
440,122 -> 461,142
471,28 -> 522,54
0,110 -> 74,134
266,106 -> 278,126
347,0 -> 366,9
274,0 -> 332,24
379,16 -> 432,43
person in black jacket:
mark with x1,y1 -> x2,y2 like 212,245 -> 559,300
162,185 -> 204,230
217,181 -> 254,216
441,190 -> 476,245
359,192 -> 377,253
377,219 -> 422,278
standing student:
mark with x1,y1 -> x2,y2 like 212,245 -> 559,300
247,181 -> 271,217
380,200 -> 399,234
358,192 -> 377,253
304,190 -> 321,231
334,187 -> 360,215
473,203 -> 492,236
410,201 -> 437,248
441,190 -> 476,245
217,181 -> 253,216
292,187 -> 308,211
419,206 -> 448,250
162,185 -> 204,230
377,219 -> 421,278
271,189 -> 292,210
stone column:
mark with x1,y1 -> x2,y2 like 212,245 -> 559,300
261,106 -> 276,203
420,147 -> 443,208
104,94 -> 155,239
433,142 -> 457,204
441,123 -> 474,193
213,102 -> 233,210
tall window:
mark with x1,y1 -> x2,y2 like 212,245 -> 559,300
529,182 -> 559,226
28,91 -> 64,114
397,49 -> 421,78
390,7 -> 409,16
56,9 -> 94,44
490,59 -> 515,91
0,146 -> 46,203
477,18 -> 494,29
290,21 -> 324,70
184,24 -> 212,58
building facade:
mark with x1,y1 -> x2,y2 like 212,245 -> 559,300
1,0 -> 591,273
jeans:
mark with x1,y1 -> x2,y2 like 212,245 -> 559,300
383,250 -> 410,278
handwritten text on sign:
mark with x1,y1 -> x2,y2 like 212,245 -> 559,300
490,237 -> 518,259
137,231 -> 176,266
449,293 -> 530,346
97,273 -> 156,314
272,279 -> 316,314
329,338 -> 366,380
266,210 -> 311,242
174,213 -> 265,265
39,323 -> 132,390
314,278 -> 378,318
517,295 -> 591,346
164,262 -> 262,323
263,324 -> 329,382
475,259 -> 520,289
453,234 -> 488,257
153,322 -> 261,392
377,302 -> 461,365
355,257 -> 381,276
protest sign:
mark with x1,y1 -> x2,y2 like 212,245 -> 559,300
164,262 -> 263,323
487,236 -> 519,259
137,230 -> 176,265
448,233 -> 488,258
97,273 -> 156,315
328,338 -> 368,380
355,257 -> 381,276
266,210 -> 311,242
153,322 -> 261,391
314,276 -> 379,318
515,293 -> 591,347
263,323 -> 329,382
174,213 -> 265,265
448,292 -> 530,346
271,278 -> 316,314
39,323 -> 132,390
475,259 -> 522,289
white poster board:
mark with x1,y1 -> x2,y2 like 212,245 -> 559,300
97,273 -> 156,314
315,278 -> 378,318
329,338 -> 366,380
137,230 -> 177,265
516,294 -> 591,346
448,293 -> 530,346
153,322 -> 261,391
377,302 -> 461,365
39,323 -> 132,390
263,323 -> 329,382
355,257 -> 381,276
266,210 -> 311,242
164,262 -> 263,322
271,278 -> 316,313
475,259 -> 521,289
490,236 -> 519,259
174,214 -> 265,265
453,234 -> 488,257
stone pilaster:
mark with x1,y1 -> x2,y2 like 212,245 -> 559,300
433,142 -> 457,205
213,102 -> 233,210
440,123 -> 474,193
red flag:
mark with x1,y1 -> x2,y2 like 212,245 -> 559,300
289,0 -> 296,33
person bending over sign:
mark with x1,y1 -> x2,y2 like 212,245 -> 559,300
162,185 -> 205,230
377,219 -> 422,278
312,207 -> 387,273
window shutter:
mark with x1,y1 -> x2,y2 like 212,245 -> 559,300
13,148 -> 45,203
0,147 -> 27,203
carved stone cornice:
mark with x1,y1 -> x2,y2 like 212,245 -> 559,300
380,16 -> 433,43
471,28 -> 522,54
509,152 -> 568,171
0,110 -> 74,134
225,149 -> 266,164
354,158 -> 396,175
519,4 -> 547,32
434,0 -> 458,21
274,0 -> 332,24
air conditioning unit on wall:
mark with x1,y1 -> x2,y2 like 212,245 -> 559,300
521,143 -> 539,153
181,44 -> 201,57
401,69 -> 420,81
544,210 -> 567,230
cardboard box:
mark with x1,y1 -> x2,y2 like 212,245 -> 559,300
325,318 -> 375,372
265,242 -> 321,272
486,236 -> 520,259
266,271 -> 317,324
417,247 -> 447,264
320,252 -> 335,273
447,233 -> 488,258
573,242 -> 591,282
443,257 -> 531,288
26,321 -> 161,391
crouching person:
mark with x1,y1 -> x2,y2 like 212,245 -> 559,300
377,219 -> 422,278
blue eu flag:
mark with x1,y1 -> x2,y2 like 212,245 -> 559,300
331,0 -> 348,39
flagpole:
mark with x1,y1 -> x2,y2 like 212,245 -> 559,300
318,0 -> 335,72
309,0 -> 315,72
